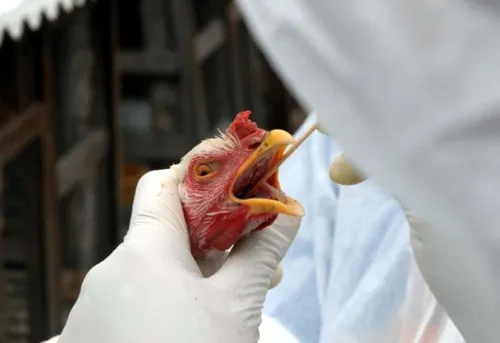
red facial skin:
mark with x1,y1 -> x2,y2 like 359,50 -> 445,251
180,111 -> 279,259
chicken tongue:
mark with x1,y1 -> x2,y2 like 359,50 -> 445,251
252,182 -> 287,203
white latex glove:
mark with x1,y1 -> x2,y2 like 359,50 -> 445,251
49,168 -> 300,343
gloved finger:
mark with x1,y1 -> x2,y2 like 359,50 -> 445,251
269,264 -> 283,289
124,168 -> 192,260
209,214 -> 301,301
312,122 -> 366,185
329,152 -> 366,185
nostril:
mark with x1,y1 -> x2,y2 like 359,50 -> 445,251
242,135 -> 264,150
248,141 -> 261,149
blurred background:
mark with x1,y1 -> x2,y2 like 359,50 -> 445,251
0,0 -> 307,342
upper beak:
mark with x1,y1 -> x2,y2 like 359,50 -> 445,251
229,129 -> 305,217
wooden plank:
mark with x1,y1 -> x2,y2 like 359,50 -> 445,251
198,7 -> 233,127
15,34 -> 36,110
109,0 -> 123,246
118,49 -> 177,74
77,0 -> 123,254
3,240 -> 25,264
4,268 -> 30,341
57,129 -> 108,198
121,163 -> 149,205
78,172 -> 99,268
140,0 -> 167,48
55,7 -> 105,274
22,140 -> 46,343
119,0 -> 175,75
0,104 -> 43,165
195,19 -> 227,63
150,83 -> 177,132
61,269 -> 88,303
227,13 -> 270,126
245,38 -> 267,126
226,1 -> 290,129
263,59 -> 290,130
118,18 -> 226,74
226,4 -> 245,110
0,168 -> 7,342
122,130 -> 190,162
41,26 -> 62,336
3,136 -> 47,342
151,84 -> 178,107
171,0 -> 209,141
227,1 -> 241,23
0,169 -> 4,234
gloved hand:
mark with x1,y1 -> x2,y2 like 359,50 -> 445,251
328,152 -> 427,256
50,168 -> 300,343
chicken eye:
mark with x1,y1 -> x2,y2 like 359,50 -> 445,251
195,163 -> 215,178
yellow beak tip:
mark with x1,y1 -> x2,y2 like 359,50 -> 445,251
285,197 -> 305,217
244,196 -> 305,217
265,129 -> 296,146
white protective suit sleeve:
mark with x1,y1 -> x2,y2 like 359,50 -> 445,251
236,1 -> 500,342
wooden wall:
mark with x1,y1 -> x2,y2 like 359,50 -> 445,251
0,0 -> 120,342
0,24 -> 61,343
0,1 -> 303,342
51,0 -> 121,325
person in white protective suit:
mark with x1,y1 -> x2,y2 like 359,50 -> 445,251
263,113 -> 465,343
42,1 -> 500,342
234,1 -> 500,342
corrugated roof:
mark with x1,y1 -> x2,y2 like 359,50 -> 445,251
0,0 -> 89,47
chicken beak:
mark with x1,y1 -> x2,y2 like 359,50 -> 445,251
230,129 -> 305,217
242,193 -> 305,217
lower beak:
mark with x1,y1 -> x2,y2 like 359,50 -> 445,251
230,129 -> 305,217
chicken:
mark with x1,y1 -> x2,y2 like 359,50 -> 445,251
176,110 -> 305,259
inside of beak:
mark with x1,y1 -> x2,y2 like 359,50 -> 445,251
229,129 -> 306,217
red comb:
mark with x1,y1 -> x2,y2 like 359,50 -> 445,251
226,111 -> 260,140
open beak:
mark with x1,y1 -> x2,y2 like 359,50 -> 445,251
229,129 -> 305,217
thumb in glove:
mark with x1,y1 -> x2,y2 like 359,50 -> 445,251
329,152 -> 366,185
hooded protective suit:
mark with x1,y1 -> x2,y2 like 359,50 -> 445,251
236,1 -> 500,341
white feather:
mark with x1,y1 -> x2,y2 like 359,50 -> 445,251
172,133 -> 240,249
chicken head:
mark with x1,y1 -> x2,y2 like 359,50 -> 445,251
177,111 -> 304,259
